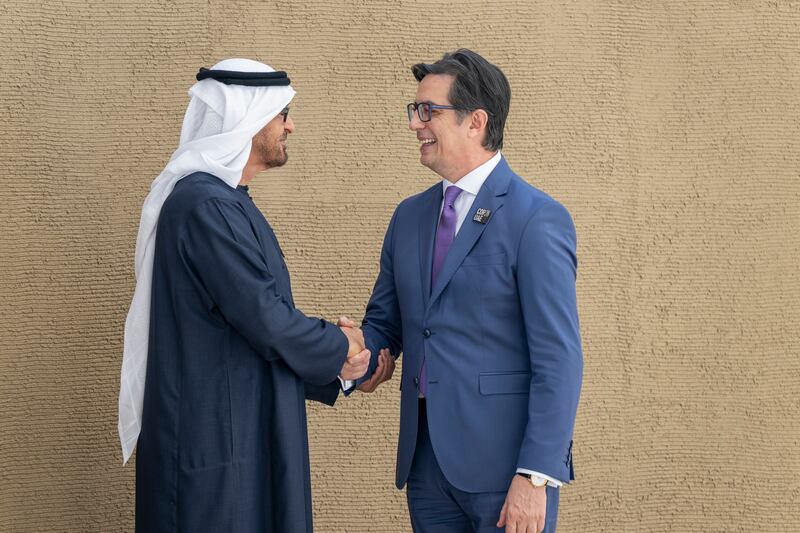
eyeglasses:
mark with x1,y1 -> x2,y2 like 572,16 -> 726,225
279,107 -> 289,122
407,102 -> 457,122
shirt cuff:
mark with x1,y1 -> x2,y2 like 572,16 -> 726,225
516,468 -> 564,488
338,377 -> 356,392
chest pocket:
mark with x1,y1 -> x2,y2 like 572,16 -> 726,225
461,251 -> 507,267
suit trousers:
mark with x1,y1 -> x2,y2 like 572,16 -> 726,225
406,400 -> 560,533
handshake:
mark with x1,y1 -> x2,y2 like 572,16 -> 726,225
337,316 -> 395,393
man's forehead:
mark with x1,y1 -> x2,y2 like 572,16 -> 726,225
416,73 -> 454,101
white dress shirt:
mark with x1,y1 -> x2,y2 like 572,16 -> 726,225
344,151 -> 563,487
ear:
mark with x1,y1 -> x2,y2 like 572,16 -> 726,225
467,109 -> 489,141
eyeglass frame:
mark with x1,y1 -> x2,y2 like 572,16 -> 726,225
406,101 -> 458,122
279,107 -> 290,122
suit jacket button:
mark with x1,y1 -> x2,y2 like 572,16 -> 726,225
423,328 -> 431,338
413,377 -> 419,386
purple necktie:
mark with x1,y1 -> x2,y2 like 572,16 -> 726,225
419,185 -> 462,397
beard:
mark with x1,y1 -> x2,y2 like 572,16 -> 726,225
264,140 -> 288,168
254,132 -> 288,169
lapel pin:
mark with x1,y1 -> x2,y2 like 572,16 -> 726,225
473,208 -> 492,224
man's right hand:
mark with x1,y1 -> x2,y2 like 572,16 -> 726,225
339,322 -> 366,357
339,323 -> 369,380
337,315 -> 357,329
340,347 -> 370,381
357,348 -> 395,393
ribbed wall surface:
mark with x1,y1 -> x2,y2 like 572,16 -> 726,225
1,1 -> 798,531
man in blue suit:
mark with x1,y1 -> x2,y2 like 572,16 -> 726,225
345,49 -> 583,532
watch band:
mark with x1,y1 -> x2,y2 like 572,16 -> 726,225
517,472 -> 548,488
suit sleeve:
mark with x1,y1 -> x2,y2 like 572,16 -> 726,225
356,207 -> 404,389
515,201 -> 583,481
304,380 -> 341,406
179,198 -> 348,386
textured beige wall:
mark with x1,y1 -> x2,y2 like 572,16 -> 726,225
1,1 -> 799,531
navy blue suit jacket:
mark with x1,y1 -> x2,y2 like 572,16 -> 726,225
360,157 -> 583,493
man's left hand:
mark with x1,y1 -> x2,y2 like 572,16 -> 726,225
496,474 -> 547,533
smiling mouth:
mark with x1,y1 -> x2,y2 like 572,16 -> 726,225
420,138 -> 436,149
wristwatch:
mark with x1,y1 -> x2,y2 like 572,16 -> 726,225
517,473 -> 548,488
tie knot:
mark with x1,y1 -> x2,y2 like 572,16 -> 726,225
444,185 -> 462,206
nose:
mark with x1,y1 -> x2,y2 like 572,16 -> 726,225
284,115 -> 295,134
408,113 -> 424,131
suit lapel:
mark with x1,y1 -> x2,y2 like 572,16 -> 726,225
418,184 -> 443,309
426,156 -> 512,311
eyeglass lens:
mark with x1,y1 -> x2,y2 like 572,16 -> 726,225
407,103 -> 431,122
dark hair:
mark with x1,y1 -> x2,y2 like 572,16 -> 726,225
411,49 -> 511,151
